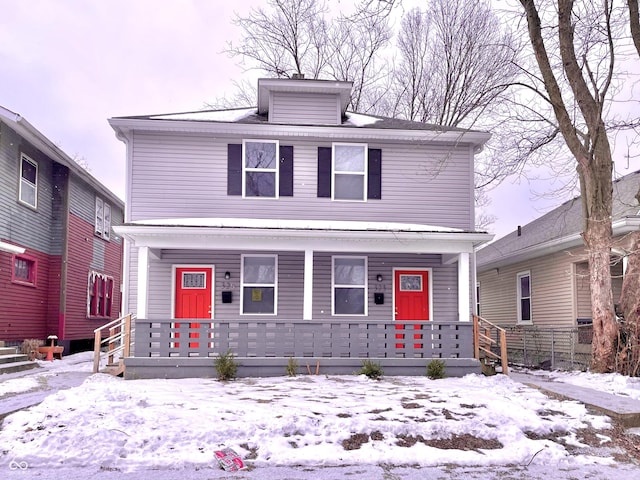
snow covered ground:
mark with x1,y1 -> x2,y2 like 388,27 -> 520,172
1,353 -> 639,479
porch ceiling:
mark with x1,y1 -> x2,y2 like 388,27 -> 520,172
114,218 -> 493,254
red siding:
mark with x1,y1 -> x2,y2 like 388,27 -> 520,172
0,247 -> 53,341
63,214 -> 123,340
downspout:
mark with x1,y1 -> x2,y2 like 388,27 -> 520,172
115,129 -> 132,313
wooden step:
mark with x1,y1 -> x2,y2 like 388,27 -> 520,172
0,361 -> 39,375
0,347 -> 18,356
103,361 -> 125,377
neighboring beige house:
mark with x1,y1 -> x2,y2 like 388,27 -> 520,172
476,170 -> 640,368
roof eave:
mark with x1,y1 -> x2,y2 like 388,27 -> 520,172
477,217 -> 640,271
108,117 -> 491,149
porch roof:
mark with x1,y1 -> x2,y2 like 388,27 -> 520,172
114,218 -> 493,254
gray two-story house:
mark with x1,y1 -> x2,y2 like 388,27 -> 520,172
109,78 -> 492,378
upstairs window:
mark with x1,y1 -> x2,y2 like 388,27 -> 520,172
19,154 -> 38,208
333,144 -> 367,201
318,145 -> 381,200
227,143 -> 293,197
244,140 -> 278,197
241,255 -> 277,314
12,254 -> 37,286
95,197 -> 111,240
517,271 -> 531,323
333,256 -> 367,315
88,271 -> 114,318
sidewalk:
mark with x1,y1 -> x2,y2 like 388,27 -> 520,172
0,355 -> 93,421
509,371 -> 640,428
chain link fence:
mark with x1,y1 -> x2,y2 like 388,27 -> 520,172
499,324 -> 593,371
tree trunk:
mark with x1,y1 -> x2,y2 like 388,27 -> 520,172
618,230 -> 640,376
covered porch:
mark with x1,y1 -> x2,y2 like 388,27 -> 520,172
114,218 -> 492,378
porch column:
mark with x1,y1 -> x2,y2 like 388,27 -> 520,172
458,252 -> 470,322
137,246 -> 149,319
303,249 -> 313,320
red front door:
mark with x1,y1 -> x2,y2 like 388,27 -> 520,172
394,270 -> 430,349
174,267 -> 213,348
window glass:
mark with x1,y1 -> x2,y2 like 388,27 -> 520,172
333,257 -> 367,315
333,144 -> 366,201
334,175 -> 364,200
334,145 -> 365,172
88,271 -> 114,318
13,256 -> 35,284
19,155 -> 37,208
400,275 -> 422,291
182,272 -> 206,289
517,272 -> 531,323
244,141 -> 278,197
242,255 -> 277,314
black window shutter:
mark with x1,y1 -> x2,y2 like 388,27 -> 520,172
279,145 -> 294,197
317,147 -> 332,198
368,148 -> 382,200
227,144 -> 242,195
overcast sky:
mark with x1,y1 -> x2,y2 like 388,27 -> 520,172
2,0 -> 639,239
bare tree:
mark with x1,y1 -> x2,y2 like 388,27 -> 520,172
518,0 -> 621,372
225,0 -> 329,78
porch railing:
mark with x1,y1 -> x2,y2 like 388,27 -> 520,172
472,315 -> 508,374
93,313 -> 135,373
131,319 -> 474,360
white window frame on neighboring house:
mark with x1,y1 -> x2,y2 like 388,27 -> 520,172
243,139 -> 279,198
240,254 -> 277,315
19,153 -> 38,209
332,256 -> 368,316
332,143 -> 367,202
517,271 -> 532,324
95,197 -> 111,241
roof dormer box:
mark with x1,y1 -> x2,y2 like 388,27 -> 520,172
257,78 -> 353,126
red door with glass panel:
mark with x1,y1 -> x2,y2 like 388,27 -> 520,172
394,270 -> 430,349
174,267 -> 213,348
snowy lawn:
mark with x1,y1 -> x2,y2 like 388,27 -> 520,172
0,354 -> 627,473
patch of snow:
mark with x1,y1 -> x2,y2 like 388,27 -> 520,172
129,217 -> 463,233
345,112 -> 382,127
149,107 -> 257,122
0,358 -> 620,474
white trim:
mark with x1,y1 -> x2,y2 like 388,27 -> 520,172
331,143 -> 368,202
137,246 -> 149,319
303,249 -> 313,320
240,254 -> 278,316
114,223 -> 491,254
0,241 -> 25,254
332,255 -> 368,316
242,139 -> 279,199
392,267 -> 433,322
458,252 -> 470,322
516,270 -> 532,324
170,264 -> 215,319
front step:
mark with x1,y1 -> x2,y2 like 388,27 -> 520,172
0,346 -> 39,375
103,361 -> 125,377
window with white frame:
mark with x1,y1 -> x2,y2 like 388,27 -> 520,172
333,144 -> 367,201
241,255 -> 277,314
95,197 -> 111,240
244,140 -> 278,197
19,154 -> 38,208
88,271 -> 114,318
517,271 -> 531,323
333,256 -> 367,315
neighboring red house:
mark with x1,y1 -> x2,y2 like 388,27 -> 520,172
0,106 -> 124,352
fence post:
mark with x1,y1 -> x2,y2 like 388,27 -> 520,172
551,329 -> 555,369
523,329 -> 528,366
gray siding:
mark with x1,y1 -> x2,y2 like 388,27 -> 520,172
270,92 -> 339,125
133,250 -> 458,322
0,123 -> 56,254
129,133 -> 473,230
